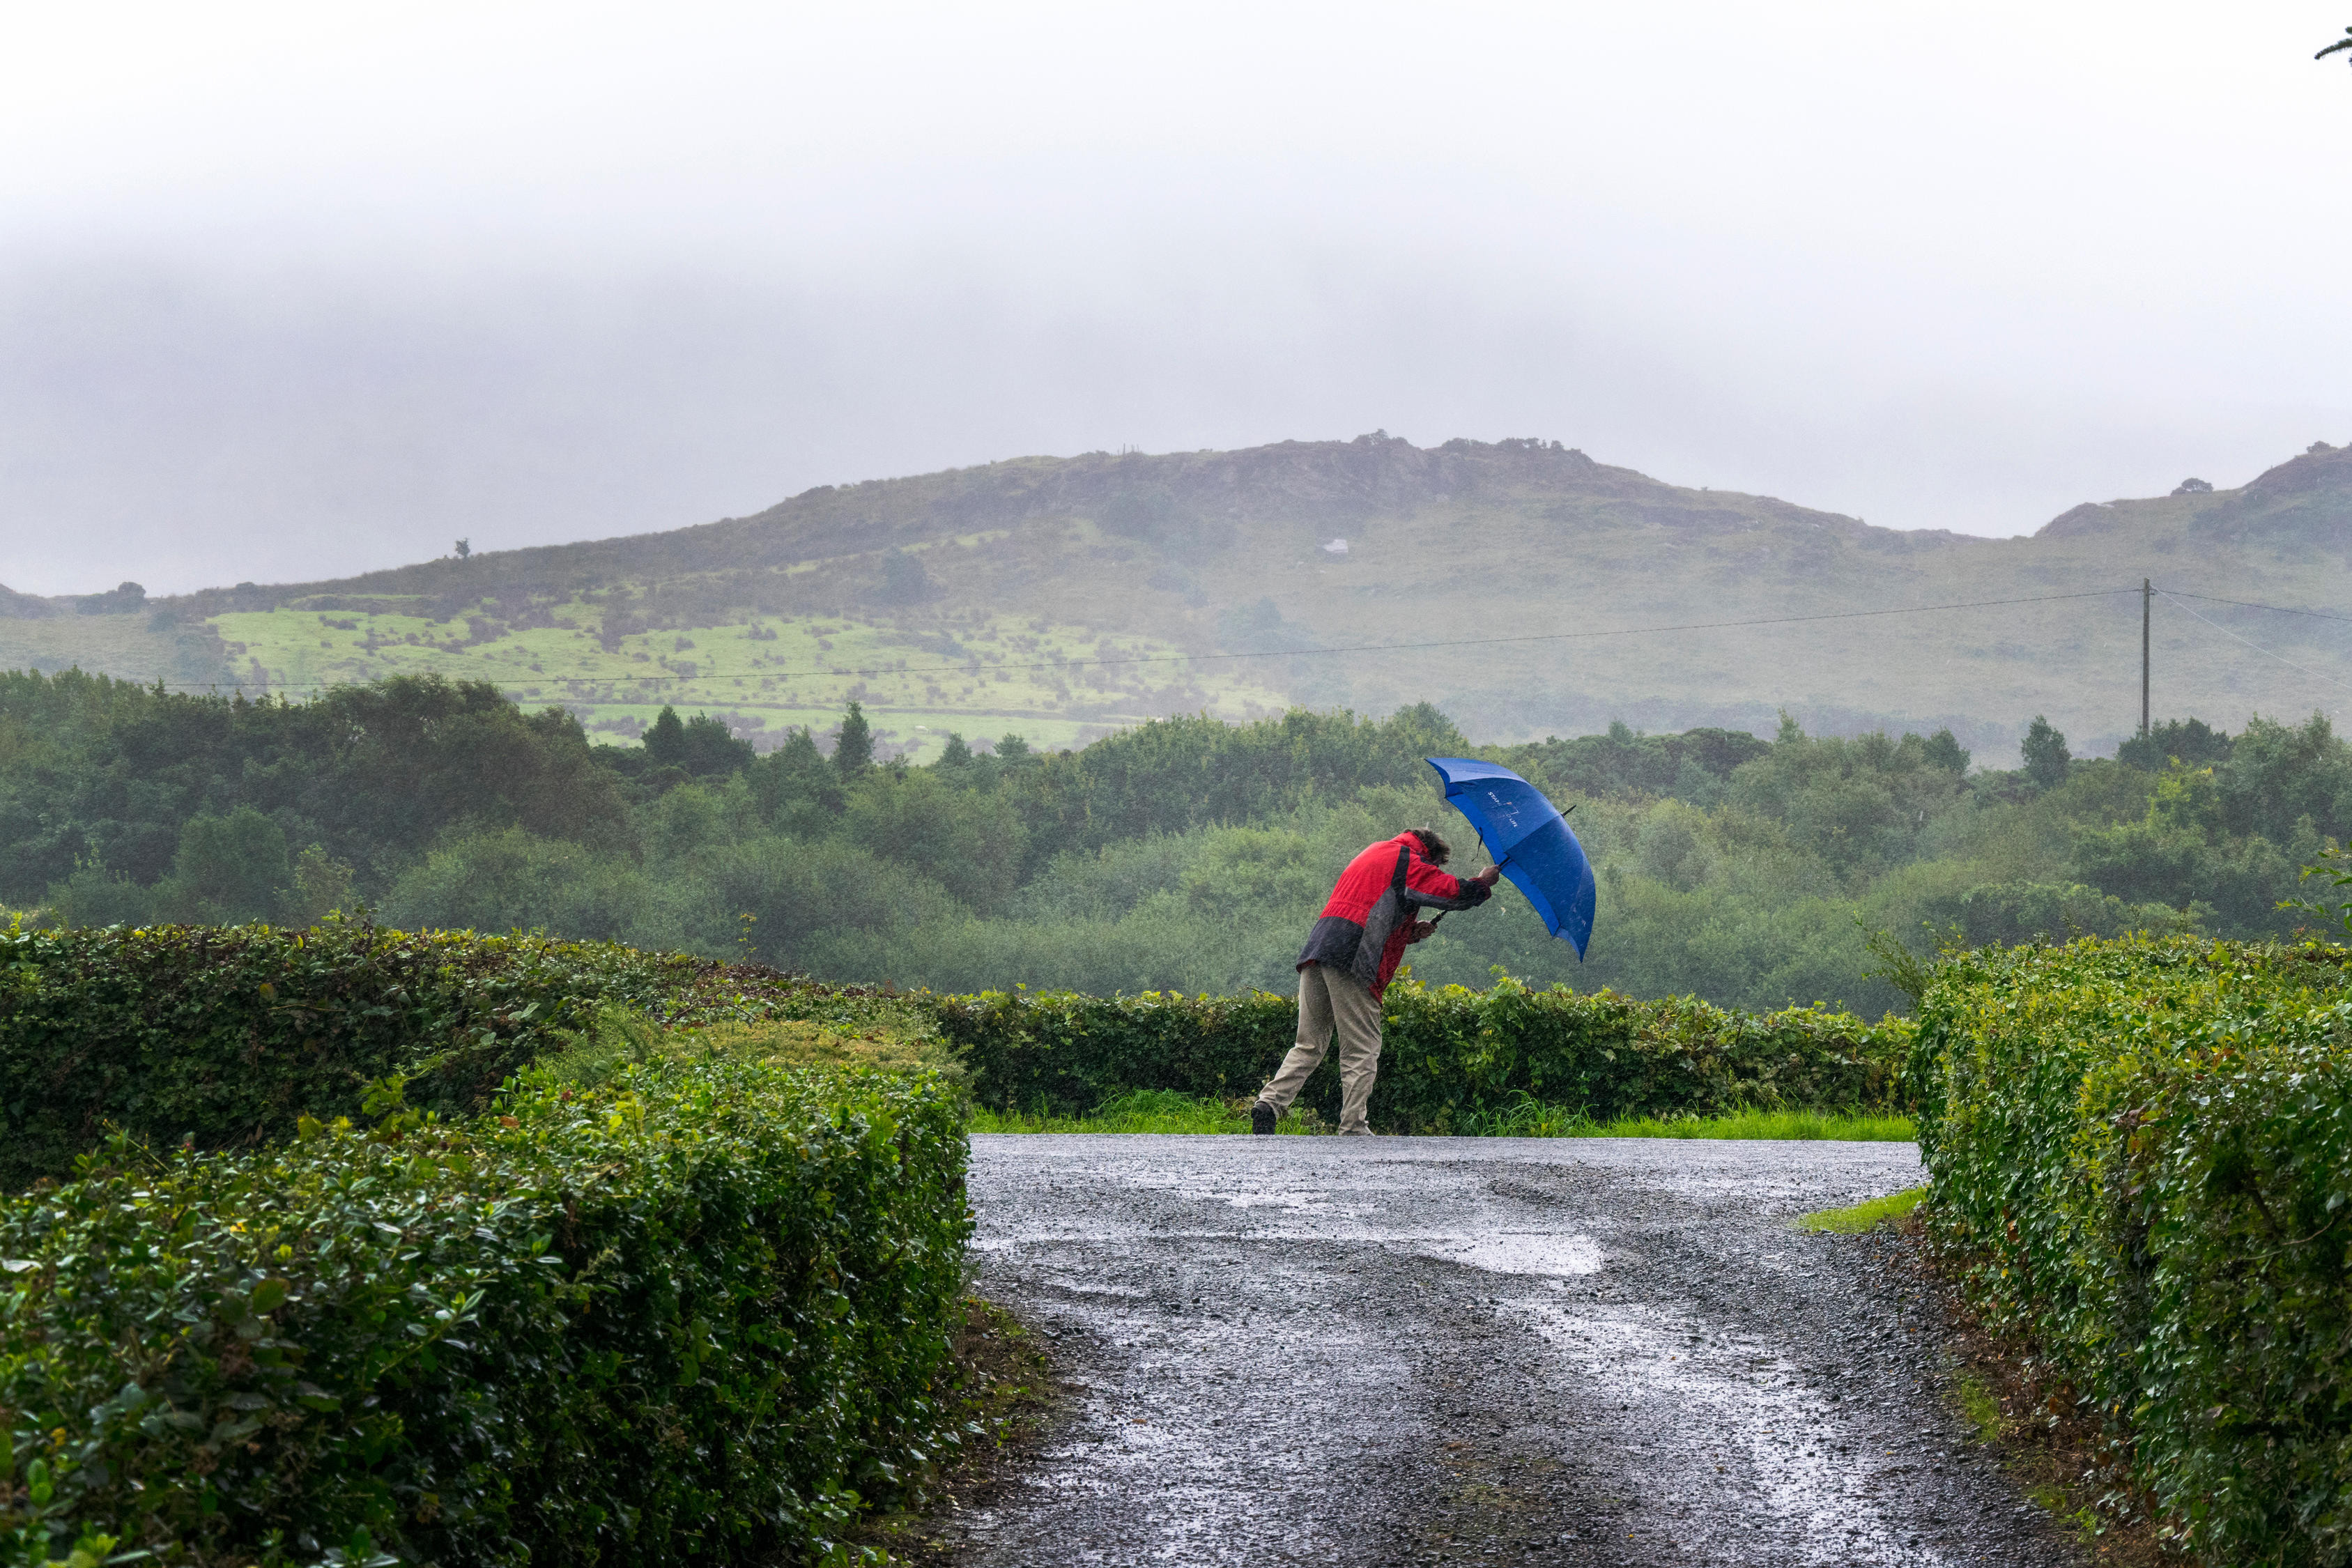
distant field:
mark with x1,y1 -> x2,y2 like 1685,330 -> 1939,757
0,615 -> 202,686
210,600 -> 1290,757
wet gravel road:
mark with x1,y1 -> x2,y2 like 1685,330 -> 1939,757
948,1135 -> 2080,1567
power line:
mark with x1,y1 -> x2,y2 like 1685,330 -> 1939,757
146,587 -> 2138,694
2155,590 -> 2352,695
2158,590 -> 2352,625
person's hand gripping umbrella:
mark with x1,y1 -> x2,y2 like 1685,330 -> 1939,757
1422,757 -> 1598,958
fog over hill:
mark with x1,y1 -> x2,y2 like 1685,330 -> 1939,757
3,433 -> 2346,761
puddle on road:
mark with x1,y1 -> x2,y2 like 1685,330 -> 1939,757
1526,1298 -> 1960,1567
1118,1170 -> 1346,1213
1112,1171 -> 1434,1227
1215,1192 -> 1337,1211
1413,1233 -> 1603,1278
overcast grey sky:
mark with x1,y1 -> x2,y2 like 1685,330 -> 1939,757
3,2 -> 2347,595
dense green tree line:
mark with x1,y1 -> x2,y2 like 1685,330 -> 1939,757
4,668 -> 2346,1015
0,672 -> 627,924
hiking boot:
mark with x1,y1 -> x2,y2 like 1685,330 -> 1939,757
1250,1100 -> 1277,1136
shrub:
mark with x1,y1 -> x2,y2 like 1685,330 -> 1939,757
0,1054 -> 970,1568
1910,934 -> 2352,1562
374,828 -> 655,944
6,915 -> 1905,1181
929,975 -> 1907,1130
0,920 -> 868,1190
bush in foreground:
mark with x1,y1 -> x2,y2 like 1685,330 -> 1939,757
0,920 -> 886,1189
0,1054 -> 969,1567
1911,934 -> 2352,1563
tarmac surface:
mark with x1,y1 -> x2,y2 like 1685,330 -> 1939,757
946,1135 -> 2082,1567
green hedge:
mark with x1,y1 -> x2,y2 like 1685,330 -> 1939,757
0,921 -> 854,1189
930,975 -> 1909,1129
6,922 -> 1907,1185
1,1054 -> 970,1568
1911,935 -> 2352,1563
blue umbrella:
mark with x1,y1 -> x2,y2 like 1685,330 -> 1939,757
1424,757 -> 1598,959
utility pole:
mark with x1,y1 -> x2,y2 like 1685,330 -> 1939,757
2142,578 -> 2152,739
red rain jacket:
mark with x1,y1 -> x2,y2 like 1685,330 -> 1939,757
1295,833 -> 1491,1000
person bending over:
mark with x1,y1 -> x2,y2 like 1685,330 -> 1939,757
1251,828 -> 1499,1136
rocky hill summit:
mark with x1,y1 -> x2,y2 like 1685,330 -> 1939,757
148,433 -> 1969,622
2036,438 -> 2352,550
751,431 -> 1980,562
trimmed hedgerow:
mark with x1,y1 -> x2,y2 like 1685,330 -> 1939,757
0,921 -> 870,1189
930,975 -> 1907,1129
1911,934 -> 2352,1564
0,1054 -> 970,1568
5,919 -> 1903,1183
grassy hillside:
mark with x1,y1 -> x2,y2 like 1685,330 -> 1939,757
7,433 -> 2346,760
0,611 -> 227,691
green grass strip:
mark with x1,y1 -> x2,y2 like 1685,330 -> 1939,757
1575,1107 -> 1916,1142
1797,1186 -> 1927,1232
967,1089 -> 1322,1135
967,1091 -> 1916,1142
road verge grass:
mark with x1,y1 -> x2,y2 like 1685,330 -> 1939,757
1570,1107 -> 1914,1142
1796,1187 -> 1927,1233
967,1089 -> 1326,1135
968,1091 -> 1915,1140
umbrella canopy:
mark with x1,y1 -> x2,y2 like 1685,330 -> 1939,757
1424,757 -> 1597,959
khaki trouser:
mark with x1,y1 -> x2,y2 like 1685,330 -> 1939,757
1258,963 -> 1383,1134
